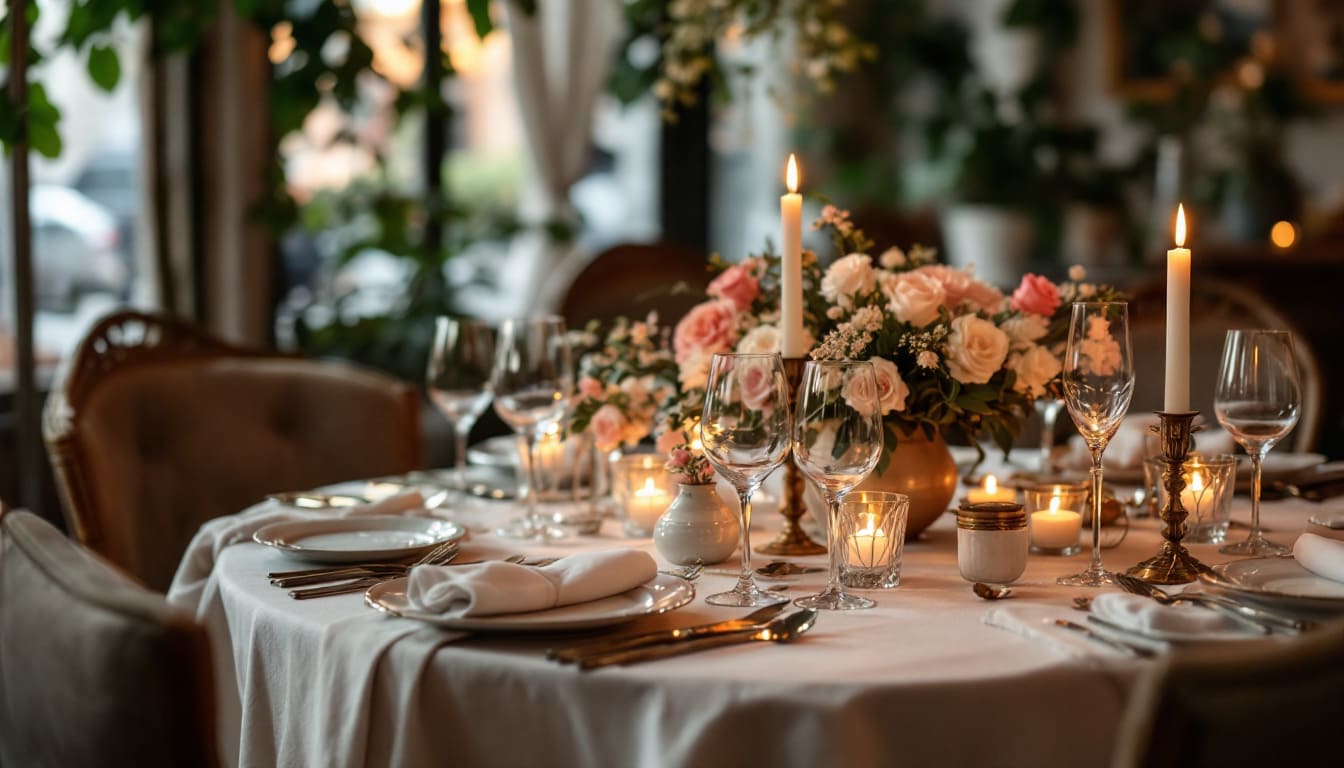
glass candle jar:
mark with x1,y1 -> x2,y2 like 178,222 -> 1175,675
957,502 -> 1028,585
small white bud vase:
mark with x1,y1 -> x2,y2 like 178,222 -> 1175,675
653,483 -> 740,565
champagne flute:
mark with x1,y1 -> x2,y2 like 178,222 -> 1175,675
426,317 -> 495,495
1058,302 -> 1134,587
491,316 -> 573,541
792,360 -> 883,610
700,353 -> 791,608
1215,329 -> 1300,556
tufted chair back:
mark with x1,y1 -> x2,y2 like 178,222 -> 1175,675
43,311 -> 424,591
0,508 -> 219,767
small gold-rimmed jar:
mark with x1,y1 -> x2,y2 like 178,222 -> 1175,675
957,501 -> 1029,584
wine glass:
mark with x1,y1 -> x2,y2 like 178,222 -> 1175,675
700,353 -> 792,608
1058,302 -> 1134,587
792,360 -> 883,610
490,316 -> 573,541
426,317 -> 495,495
1215,329 -> 1300,556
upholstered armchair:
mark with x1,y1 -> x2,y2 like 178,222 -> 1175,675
43,311 -> 424,591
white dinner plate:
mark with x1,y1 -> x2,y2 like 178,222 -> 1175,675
253,517 -> 467,563
1200,556 -> 1344,612
363,573 -> 696,632
467,435 -> 523,469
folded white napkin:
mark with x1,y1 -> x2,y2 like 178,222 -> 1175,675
1293,533 -> 1344,583
168,489 -> 426,607
1060,415 -> 1235,470
406,549 -> 657,618
1090,593 -> 1243,636
981,605 -> 1100,659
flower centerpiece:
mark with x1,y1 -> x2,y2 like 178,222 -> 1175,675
567,314 -> 680,455
656,205 -> 1122,534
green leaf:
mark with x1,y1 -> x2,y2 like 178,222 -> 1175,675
465,0 -> 493,38
87,45 -> 120,91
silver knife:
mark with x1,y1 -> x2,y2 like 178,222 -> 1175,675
548,603 -> 787,663
577,610 -> 818,669
1054,619 -> 1158,659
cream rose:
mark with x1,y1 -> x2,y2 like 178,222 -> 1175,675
736,359 -> 778,411
1009,344 -> 1061,397
886,272 -> 946,327
945,315 -> 1010,384
870,356 -> 909,414
841,365 -> 882,417
1000,314 -> 1049,349
820,253 -> 877,308
590,404 -> 627,452
677,349 -> 713,390
736,324 -> 782,355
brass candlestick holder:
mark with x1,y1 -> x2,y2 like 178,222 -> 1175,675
1125,410 -> 1207,584
757,357 -> 827,556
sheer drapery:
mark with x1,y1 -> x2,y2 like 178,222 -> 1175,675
504,0 -> 621,309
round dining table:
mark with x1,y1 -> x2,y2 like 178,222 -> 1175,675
169,458 -> 1331,768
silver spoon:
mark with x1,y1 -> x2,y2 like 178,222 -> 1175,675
973,582 -> 1013,600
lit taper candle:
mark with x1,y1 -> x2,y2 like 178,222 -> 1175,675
1165,204 -> 1191,412
780,154 -> 805,357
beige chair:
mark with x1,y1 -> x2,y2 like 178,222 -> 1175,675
554,242 -> 711,330
0,508 -> 218,767
1127,277 -> 1323,453
43,311 -> 424,591
1111,618 -> 1344,768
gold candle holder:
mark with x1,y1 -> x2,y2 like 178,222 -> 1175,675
756,357 -> 827,556
1124,410 -> 1208,584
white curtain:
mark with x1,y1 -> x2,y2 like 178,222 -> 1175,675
504,0 -> 621,311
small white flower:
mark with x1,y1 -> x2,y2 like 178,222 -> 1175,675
826,306 -> 844,320
917,350 -> 939,369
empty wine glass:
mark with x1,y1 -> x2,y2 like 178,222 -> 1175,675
1215,329 -> 1300,556
792,360 -> 883,610
700,353 -> 791,608
426,317 -> 495,495
490,316 -> 573,541
1058,302 -> 1134,588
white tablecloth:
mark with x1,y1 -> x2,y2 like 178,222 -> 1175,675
169,463 -> 1330,768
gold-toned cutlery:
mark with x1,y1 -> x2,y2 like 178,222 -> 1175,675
574,609 -> 819,669
284,542 -> 459,598
548,603 -> 786,664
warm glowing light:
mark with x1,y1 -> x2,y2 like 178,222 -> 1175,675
984,475 -> 999,494
635,478 -> 661,497
1270,220 -> 1297,249
1048,495 -> 1061,514
786,154 -> 799,194
1175,203 -> 1187,247
1190,470 -> 1205,493
856,513 -> 882,538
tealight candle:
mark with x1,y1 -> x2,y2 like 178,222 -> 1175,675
1180,467 -> 1209,519
967,475 -> 1017,505
1030,496 -> 1082,552
624,477 -> 669,536
846,512 -> 893,567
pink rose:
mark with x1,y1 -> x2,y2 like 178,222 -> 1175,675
668,448 -> 692,468
870,356 -> 909,415
841,366 -> 882,418
577,376 -> 604,398
1010,274 -> 1061,317
915,265 -> 1003,312
706,264 -> 760,311
673,299 -> 739,364
590,404 -> 627,452
736,359 -> 778,411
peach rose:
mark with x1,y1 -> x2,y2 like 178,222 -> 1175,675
885,272 -> 946,327
673,299 -> 739,364
1009,344 -> 1061,397
736,359 -> 778,411
915,265 -> 1003,312
820,253 -> 877,308
655,428 -> 683,456
1001,314 -> 1049,349
946,315 -> 1010,384
590,404 -> 627,452
1011,274 -> 1062,317
577,376 -> 604,398
870,356 -> 909,415
841,365 -> 882,417
706,263 -> 761,311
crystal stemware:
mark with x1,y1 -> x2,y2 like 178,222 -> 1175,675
700,353 -> 791,608
1215,329 -> 1300,556
1058,302 -> 1134,587
490,316 -> 573,541
426,317 -> 495,495
792,360 -> 883,610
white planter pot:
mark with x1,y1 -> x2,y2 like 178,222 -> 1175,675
940,205 -> 1037,289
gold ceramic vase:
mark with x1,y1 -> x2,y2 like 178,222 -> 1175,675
856,429 -> 959,539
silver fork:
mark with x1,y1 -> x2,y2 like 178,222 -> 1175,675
287,543 -> 459,599
1114,573 -> 1309,633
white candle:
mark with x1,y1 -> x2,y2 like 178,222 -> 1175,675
626,477 -> 669,533
846,512 -> 891,567
1030,496 -> 1082,550
780,154 -> 806,358
1180,467 -> 1208,518
966,475 -> 1017,504
1165,203 -> 1191,412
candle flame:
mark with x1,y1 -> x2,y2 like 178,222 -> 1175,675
984,475 -> 998,494
857,512 -> 883,537
786,154 -> 799,193
1175,203 -> 1187,247
635,477 -> 661,497
1190,470 -> 1204,493
1049,496 -> 1060,514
